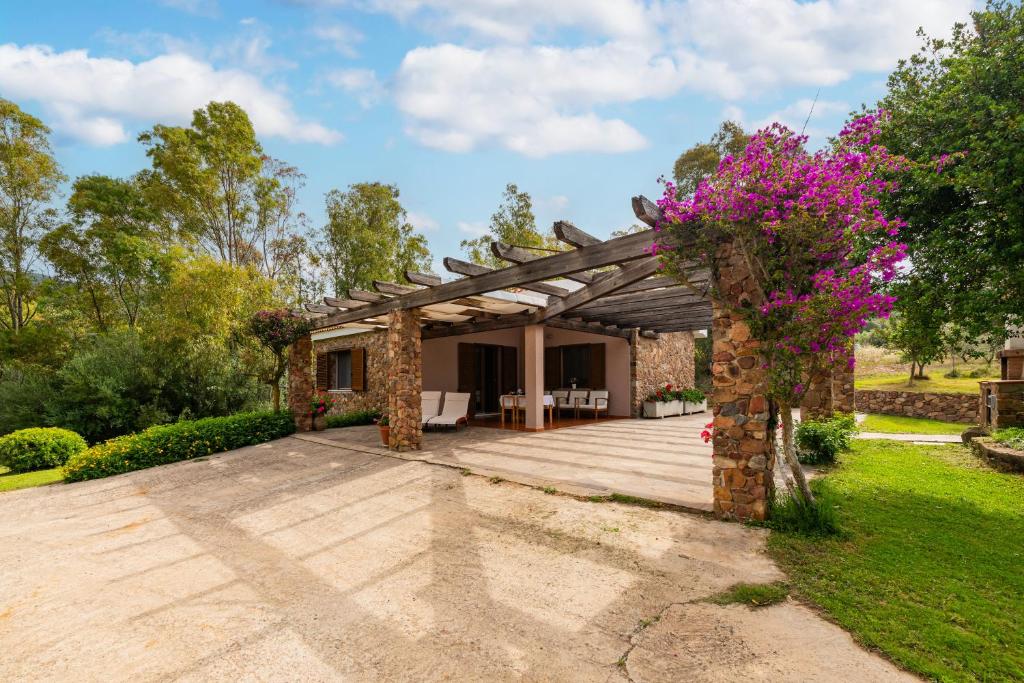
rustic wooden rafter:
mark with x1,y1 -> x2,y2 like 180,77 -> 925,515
532,257 -> 661,323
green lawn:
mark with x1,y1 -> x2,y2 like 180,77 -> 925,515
855,372 -> 993,395
0,466 -> 64,492
859,414 -> 967,435
768,441 -> 1024,681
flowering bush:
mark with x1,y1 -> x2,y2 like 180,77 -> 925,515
655,112 -> 929,507
309,391 -> 336,417
248,309 -> 312,412
700,421 -> 714,444
374,411 -> 389,427
646,384 -> 705,403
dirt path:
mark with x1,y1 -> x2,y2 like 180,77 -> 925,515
0,436 -> 912,681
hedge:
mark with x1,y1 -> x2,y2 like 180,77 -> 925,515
63,411 -> 296,482
0,427 -> 87,473
325,409 -> 380,429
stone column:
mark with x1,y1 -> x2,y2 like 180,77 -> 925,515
523,324 -> 545,431
799,371 -> 833,420
386,308 -> 422,451
288,334 -> 313,432
832,343 -> 856,414
710,241 -> 775,522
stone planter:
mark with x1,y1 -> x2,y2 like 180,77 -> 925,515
684,399 -> 708,414
668,399 -> 684,416
312,414 -> 327,431
378,425 -> 390,446
643,401 -> 669,418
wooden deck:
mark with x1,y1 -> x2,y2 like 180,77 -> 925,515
307,414 -> 713,512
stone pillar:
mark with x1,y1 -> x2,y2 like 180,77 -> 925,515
800,371 -> 833,420
523,324 -> 545,431
288,334 -> 313,432
832,343 -> 856,414
386,308 -> 422,451
710,241 -> 775,522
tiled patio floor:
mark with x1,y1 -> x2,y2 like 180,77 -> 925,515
301,413 -> 714,512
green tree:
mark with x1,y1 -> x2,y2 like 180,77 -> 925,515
877,1 -> 1024,337
672,121 -> 749,198
0,98 -> 64,334
880,281 -> 947,385
461,183 -> 559,268
139,101 -> 308,293
40,175 -> 168,330
317,182 -> 431,295
248,309 -> 311,412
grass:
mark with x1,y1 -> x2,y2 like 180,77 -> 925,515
0,466 -> 64,492
859,414 -> 967,435
608,492 -> 663,508
708,582 -> 790,608
855,372 -> 993,395
768,440 -> 1024,681
993,427 -> 1024,451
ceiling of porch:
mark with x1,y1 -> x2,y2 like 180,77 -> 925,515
304,195 -> 712,340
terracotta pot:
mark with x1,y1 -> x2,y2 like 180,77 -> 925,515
312,414 -> 327,431
379,425 -> 390,446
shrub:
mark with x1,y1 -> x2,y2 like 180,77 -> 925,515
325,409 -> 380,429
680,388 -> 705,403
993,427 -> 1024,451
944,368 -> 962,378
0,363 -> 57,436
795,413 -> 857,465
63,411 -> 295,482
766,484 -> 842,536
968,367 -> 989,378
0,427 -> 87,473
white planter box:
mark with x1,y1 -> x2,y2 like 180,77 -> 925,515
684,399 -> 708,414
669,400 -> 684,416
643,401 -> 670,418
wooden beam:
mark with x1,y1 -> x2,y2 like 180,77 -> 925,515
578,288 -> 708,314
632,195 -> 662,227
304,303 -> 336,315
490,242 -> 597,285
348,289 -> 389,303
314,229 -> 658,328
324,296 -> 367,309
533,257 -> 662,323
373,280 -> 419,296
405,271 -> 442,287
443,257 -> 570,297
553,220 -> 601,248
581,301 -> 713,323
422,312 -> 633,340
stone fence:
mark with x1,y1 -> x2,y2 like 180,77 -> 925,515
855,389 -> 979,424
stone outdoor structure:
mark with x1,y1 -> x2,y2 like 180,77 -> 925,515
630,330 -> 697,416
710,240 -> 774,522
287,335 -> 313,432
858,389 -> 979,424
979,347 -> 1024,430
386,308 -> 423,451
832,344 -> 856,413
799,342 -> 856,420
314,329 -> 387,414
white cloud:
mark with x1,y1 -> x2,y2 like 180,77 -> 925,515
311,23 -> 365,57
0,43 -> 342,146
326,68 -> 386,108
457,221 -> 489,237
211,31 -> 296,73
395,42 -> 679,155
406,210 -> 439,232
756,98 -> 851,134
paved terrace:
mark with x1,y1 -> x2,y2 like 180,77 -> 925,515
299,414 -> 715,512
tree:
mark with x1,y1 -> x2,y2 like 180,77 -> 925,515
139,101 -> 308,292
40,175 -> 168,330
317,182 -> 431,295
877,1 -> 1024,339
248,309 -> 311,412
0,98 -> 64,334
672,121 -> 749,198
657,114 -> 911,508
461,183 -> 559,268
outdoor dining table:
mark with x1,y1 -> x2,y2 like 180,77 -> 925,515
500,394 -> 556,427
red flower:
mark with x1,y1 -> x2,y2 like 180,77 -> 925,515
700,421 -> 714,444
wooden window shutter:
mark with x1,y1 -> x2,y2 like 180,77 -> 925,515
315,353 -> 330,390
589,344 -> 606,389
351,348 -> 366,391
544,346 -> 561,390
500,345 -> 518,395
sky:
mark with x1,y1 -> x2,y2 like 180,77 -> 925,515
1,0 -> 976,272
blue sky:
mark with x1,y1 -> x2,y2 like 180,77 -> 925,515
1,0 -> 974,271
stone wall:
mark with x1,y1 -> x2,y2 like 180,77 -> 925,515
630,331 -> 696,417
979,380 -> 1024,429
287,335 -> 313,432
832,345 -> 856,413
709,240 -> 775,522
313,329 -> 387,415
386,309 -> 422,451
856,389 -> 978,424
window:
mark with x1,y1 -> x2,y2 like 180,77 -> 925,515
561,345 -> 591,387
332,350 -> 352,390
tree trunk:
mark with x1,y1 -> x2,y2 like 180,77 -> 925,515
779,401 -> 816,506
908,360 -> 916,386
916,363 -> 926,379
271,383 -> 281,412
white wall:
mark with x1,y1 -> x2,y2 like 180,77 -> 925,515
422,328 -> 524,393
544,327 -> 631,416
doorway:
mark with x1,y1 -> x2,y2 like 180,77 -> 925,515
458,342 -> 518,415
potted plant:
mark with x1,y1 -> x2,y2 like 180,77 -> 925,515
375,411 -> 390,446
681,388 -> 707,414
643,385 -> 673,418
665,384 -> 684,416
309,391 -> 336,431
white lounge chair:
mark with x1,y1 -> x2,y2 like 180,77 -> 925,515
427,392 -> 471,431
550,390 -> 569,417
421,391 -> 442,427
565,389 -> 588,417
577,390 -> 610,420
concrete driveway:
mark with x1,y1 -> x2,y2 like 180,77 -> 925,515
0,435 -> 911,682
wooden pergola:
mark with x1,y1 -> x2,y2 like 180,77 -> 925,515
304,196 -> 711,340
